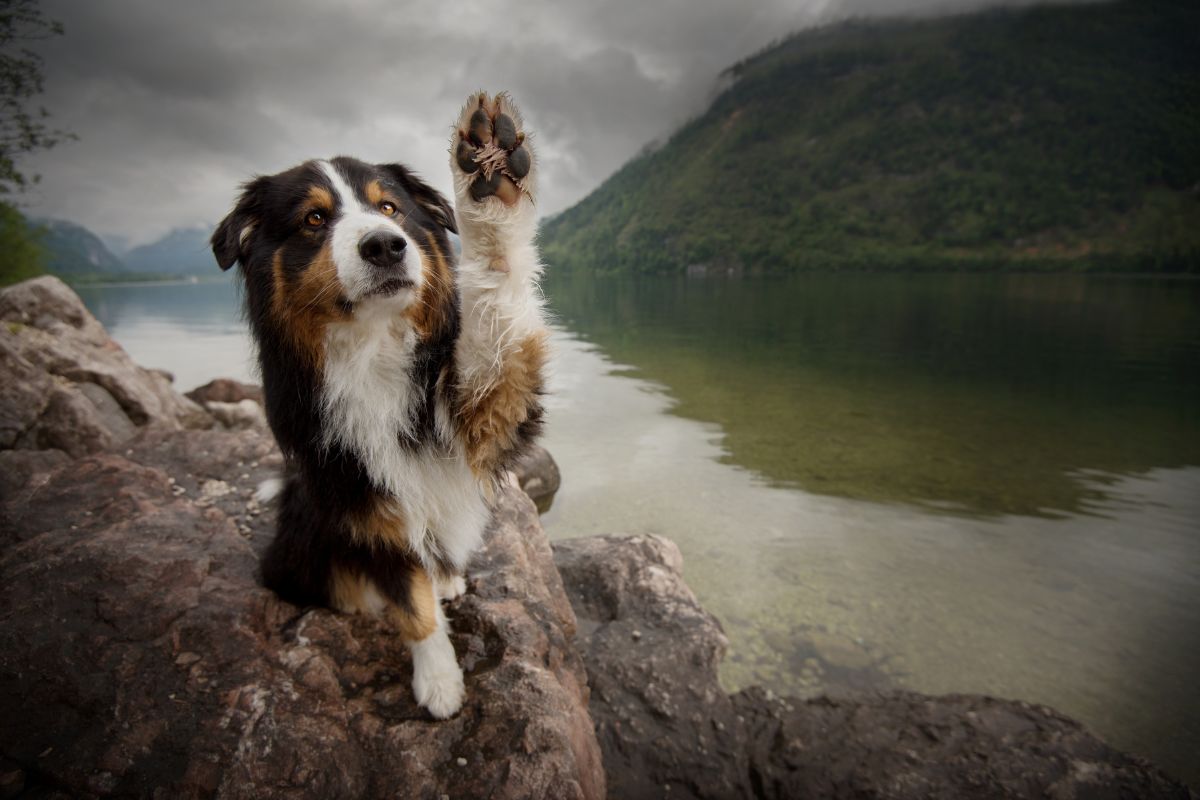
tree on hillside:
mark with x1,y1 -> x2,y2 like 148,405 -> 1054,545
0,0 -> 73,285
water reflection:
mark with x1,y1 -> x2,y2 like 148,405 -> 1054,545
75,278 -> 256,390
544,273 -> 1200,518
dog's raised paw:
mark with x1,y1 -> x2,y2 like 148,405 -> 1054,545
453,91 -> 533,207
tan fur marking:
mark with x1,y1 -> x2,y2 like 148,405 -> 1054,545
457,331 -> 547,476
306,185 -> 334,212
365,180 -> 386,206
269,244 -> 346,370
390,568 -> 438,642
348,496 -> 408,551
328,564 -> 439,643
329,566 -> 377,615
406,231 -> 455,340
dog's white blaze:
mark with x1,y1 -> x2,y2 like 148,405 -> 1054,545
321,305 -> 488,573
318,160 -> 423,303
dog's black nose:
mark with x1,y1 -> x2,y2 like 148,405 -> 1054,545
358,231 -> 407,269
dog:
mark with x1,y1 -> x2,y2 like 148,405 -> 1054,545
210,91 -> 547,718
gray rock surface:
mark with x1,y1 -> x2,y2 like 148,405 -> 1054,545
185,378 -> 264,407
554,535 -> 1195,800
513,444 -> 561,513
0,276 -> 212,447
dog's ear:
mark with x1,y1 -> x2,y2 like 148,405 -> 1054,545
380,163 -> 457,235
212,176 -> 269,271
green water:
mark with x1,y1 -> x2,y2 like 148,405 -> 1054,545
74,273 -> 1200,784
545,273 -> 1200,517
539,272 -> 1200,785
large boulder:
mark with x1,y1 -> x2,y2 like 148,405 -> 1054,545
0,277 -> 211,448
0,426 -> 605,799
734,688 -> 1193,800
554,535 -> 1194,800
553,535 -> 749,800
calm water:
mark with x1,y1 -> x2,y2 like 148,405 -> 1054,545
76,273 -> 1200,784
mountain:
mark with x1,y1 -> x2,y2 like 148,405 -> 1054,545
123,226 -> 215,276
539,0 -> 1200,274
37,219 -> 128,276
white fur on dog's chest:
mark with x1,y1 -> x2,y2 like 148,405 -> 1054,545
320,309 -> 488,570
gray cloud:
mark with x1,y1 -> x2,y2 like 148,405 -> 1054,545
18,0 -> 1071,247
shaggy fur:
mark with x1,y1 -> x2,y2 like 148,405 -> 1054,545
211,91 -> 547,718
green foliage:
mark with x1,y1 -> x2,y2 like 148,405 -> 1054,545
539,0 -> 1200,274
0,199 -> 44,285
0,0 -> 71,196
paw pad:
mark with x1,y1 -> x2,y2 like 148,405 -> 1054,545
454,93 -> 532,206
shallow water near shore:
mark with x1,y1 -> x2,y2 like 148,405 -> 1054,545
76,272 -> 1200,785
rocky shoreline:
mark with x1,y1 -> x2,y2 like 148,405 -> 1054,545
0,277 -> 1192,799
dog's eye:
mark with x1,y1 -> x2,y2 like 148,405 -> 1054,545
305,210 -> 325,228
379,201 -> 397,217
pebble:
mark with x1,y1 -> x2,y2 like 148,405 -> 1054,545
455,757 -> 467,767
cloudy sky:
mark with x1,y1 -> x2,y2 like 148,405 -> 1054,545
20,0 -> 1065,250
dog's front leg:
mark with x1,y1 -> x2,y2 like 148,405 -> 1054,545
449,91 -> 549,478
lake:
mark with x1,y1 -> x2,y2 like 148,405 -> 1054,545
75,272 -> 1200,785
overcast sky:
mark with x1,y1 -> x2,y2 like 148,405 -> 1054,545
19,0 -> 1070,250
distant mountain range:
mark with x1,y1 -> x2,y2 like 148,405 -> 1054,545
34,220 -> 215,278
539,0 -> 1200,273
37,219 -> 128,276
122,226 -> 215,276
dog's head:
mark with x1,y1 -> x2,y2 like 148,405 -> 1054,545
212,157 -> 458,358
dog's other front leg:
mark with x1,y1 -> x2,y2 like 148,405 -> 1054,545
449,91 -> 549,478
390,567 -> 464,719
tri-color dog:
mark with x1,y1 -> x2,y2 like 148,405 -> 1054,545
211,91 -> 547,718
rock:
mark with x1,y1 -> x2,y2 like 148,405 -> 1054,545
554,535 -> 749,800
184,379 -> 267,430
74,381 -> 140,442
205,399 -> 268,430
0,435 -> 605,799
0,276 -> 211,431
554,535 -> 1194,800
513,443 -> 561,513
806,629 -> 874,671
14,384 -> 125,456
734,688 -> 1193,800
0,448 -> 70,499
186,378 -> 264,407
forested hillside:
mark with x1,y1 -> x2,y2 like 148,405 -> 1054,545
539,0 -> 1200,273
